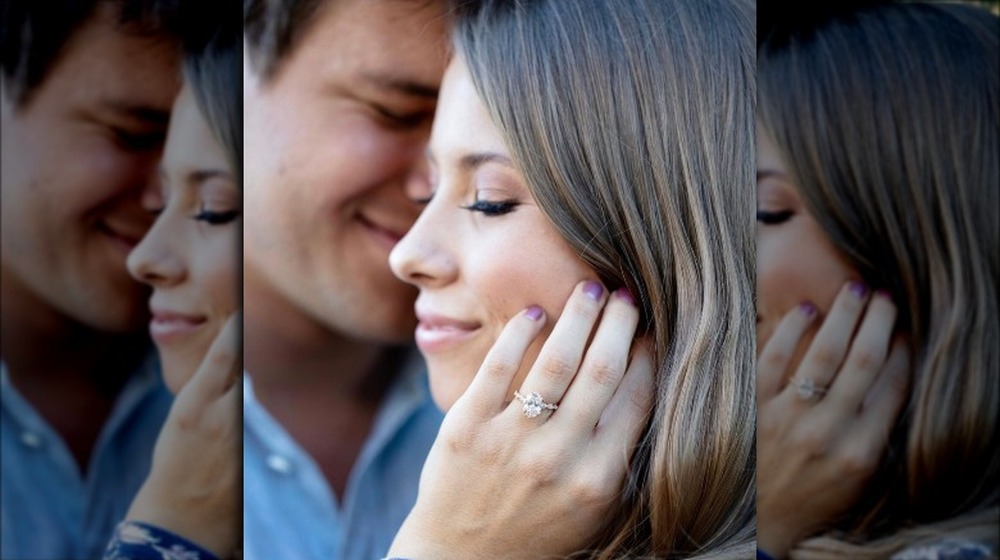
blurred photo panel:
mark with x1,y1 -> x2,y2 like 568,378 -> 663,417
1,1 -> 242,558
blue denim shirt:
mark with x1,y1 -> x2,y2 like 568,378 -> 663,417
0,356 -> 173,560
243,350 -> 443,560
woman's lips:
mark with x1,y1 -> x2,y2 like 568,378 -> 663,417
149,309 -> 207,344
414,312 -> 481,353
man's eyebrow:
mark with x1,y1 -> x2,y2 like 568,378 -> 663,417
190,169 -> 233,183
756,169 -> 787,182
100,100 -> 171,125
362,72 -> 438,99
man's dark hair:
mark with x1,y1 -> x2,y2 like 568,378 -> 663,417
243,0 -> 324,81
244,0 -> 448,82
1,0 -> 184,106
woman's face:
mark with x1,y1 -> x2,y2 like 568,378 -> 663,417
389,57 -> 595,410
756,130 -> 859,372
127,86 -> 239,393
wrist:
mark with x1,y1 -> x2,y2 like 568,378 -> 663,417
107,520 -> 221,560
126,489 -> 235,558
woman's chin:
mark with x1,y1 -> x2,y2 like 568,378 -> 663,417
426,365 -> 473,412
159,353 -> 200,395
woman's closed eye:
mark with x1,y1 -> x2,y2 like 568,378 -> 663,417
461,198 -> 520,217
191,206 -> 240,225
756,209 -> 793,225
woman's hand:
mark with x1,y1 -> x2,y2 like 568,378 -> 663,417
388,281 -> 655,560
125,314 -> 241,558
757,283 -> 912,558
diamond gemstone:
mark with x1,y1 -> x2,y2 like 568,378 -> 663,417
796,378 -> 816,399
522,392 -> 544,418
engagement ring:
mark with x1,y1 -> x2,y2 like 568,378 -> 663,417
791,377 -> 828,401
514,390 -> 559,418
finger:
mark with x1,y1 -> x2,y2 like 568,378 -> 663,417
204,378 -> 242,450
858,336 -> 911,443
553,288 -> 640,429
593,340 -> 655,459
789,281 -> 869,397
509,280 -> 608,416
178,313 -> 242,410
825,291 -> 897,411
459,305 -> 547,417
758,303 -> 818,401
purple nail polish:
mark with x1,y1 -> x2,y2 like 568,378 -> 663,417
583,281 -> 604,301
849,281 -> 868,298
525,305 -> 544,321
799,302 -> 817,316
615,287 -> 636,306
875,288 -> 893,302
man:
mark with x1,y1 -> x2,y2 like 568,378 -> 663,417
0,1 -> 182,558
242,0 -> 449,558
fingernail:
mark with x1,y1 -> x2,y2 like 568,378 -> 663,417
583,281 -> 604,301
614,287 -> 635,306
525,305 -> 544,321
798,302 -> 817,317
849,281 -> 868,298
875,288 -> 893,302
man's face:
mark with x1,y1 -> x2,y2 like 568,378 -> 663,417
1,4 -> 180,332
243,0 -> 449,343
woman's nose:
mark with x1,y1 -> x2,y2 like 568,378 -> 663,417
389,210 -> 458,289
127,216 -> 186,288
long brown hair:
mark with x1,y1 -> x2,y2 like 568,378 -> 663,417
455,0 -> 757,557
758,2 -> 999,557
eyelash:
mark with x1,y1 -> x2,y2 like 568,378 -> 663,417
756,210 -> 793,225
192,209 -> 240,225
461,199 -> 519,217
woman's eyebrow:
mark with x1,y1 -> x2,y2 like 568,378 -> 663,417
459,152 -> 514,171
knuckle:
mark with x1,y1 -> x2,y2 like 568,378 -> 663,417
518,453 -> 562,486
444,429 -> 476,455
567,296 -> 598,318
839,447 -> 879,477
172,409 -> 202,433
438,416 -> 480,454
570,476 -> 615,508
761,348 -> 791,371
811,345 -> 842,370
588,360 -> 621,388
539,354 -> 575,382
758,412 -> 783,438
790,427 -> 830,457
207,347 -> 237,372
482,358 -> 514,380
851,349 -> 882,373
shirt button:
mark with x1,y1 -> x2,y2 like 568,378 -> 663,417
266,454 -> 292,474
20,431 -> 41,448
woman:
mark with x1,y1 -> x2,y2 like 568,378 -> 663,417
386,0 -> 756,557
102,6 -> 242,558
756,2 -> 998,558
